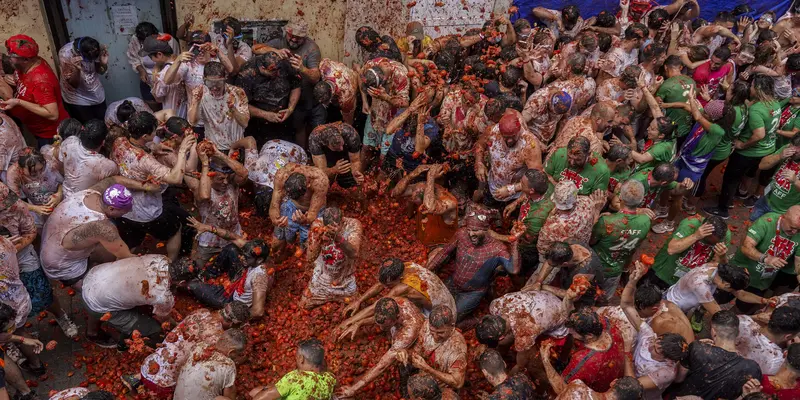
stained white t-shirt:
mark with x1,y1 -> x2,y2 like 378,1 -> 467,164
58,136 -> 119,199
104,97 -> 151,127
58,42 -> 105,105
244,140 -> 308,188
173,344 -> 236,400
664,264 -> 717,313
634,322 -> 679,399
735,315 -> 784,375
81,254 -> 174,317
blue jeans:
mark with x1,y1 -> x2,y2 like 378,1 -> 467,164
446,278 -> 486,321
272,199 -> 324,244
749,195 -> 773,221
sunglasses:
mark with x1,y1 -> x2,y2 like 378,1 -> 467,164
467,211 -> 488,221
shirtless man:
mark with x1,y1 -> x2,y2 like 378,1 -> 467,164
391,164 -> 458,246
314,58 -> 359,125
521,88 -> 572,145
550,101 -> 617,156
336,297 -> 423,398
543,372 -> 644,400
475,110 -> 542,206
300,207 -> 362,309
268,163 -> 329,256
40,180 -> 154,288
437,84 -> 485,156
338,258 -> 456,334
475,283 -> 581,375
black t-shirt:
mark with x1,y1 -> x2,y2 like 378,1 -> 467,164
668,341 -> 762,400
489,373 -> 540,400
266,36 -> 322,110
235,58 -> 301,113
308,123 -> 360,166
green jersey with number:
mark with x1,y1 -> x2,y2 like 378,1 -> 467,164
765,145 -> 800,214
635,139 -> 677,172
592,211 -> 652,277
731,212 -> 800,290
656,75 -> 695,138
712,104 -> 747,161
738,101 -> 782,158
652,215 -> 732,286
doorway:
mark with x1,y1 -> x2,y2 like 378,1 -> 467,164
42,0 -> 178,103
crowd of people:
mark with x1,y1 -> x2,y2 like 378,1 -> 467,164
1,0 -> 800,399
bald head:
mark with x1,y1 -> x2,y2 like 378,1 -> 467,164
783,206 -> 800,236
590,101 -> 616,133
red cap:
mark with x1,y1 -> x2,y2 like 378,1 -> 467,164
5,35 -> 38,58
498,111 -> 521,137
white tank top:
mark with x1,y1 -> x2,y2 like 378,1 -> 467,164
40,189 -> 106,280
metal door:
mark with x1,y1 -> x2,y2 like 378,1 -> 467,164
59,0 -> 165,103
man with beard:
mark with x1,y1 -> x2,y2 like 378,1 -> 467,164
476,110 -> 542,207
187,62 -> 248,151
425,209 -> 518,321
550,101 -> 616,156
521,88 -> 572,146
314,58 -> 359,125
692,47 -> 734,106
264,20 -> 322,148
308,122 -> 364,188
268,164 -> 329,257
360,58 -> 410,163
210,17 -> 252,74
546,136 -> 611,196
235,53 -> 301,147
300,207 -> 363,309
0,35 -> 68,148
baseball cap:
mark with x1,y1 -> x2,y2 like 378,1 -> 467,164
286,20 -> 308,38
189,30 -> 211,45
139,35 -> 173,57
5,35 -> 39,58
552,181 -> 579,211
407,21 -> 424,40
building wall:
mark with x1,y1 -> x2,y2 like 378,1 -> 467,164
0,0 -> 58,67
173,0 -> 347,61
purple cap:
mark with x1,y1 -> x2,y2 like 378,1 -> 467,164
103,184 -> 133,209
550,91 -> 572,114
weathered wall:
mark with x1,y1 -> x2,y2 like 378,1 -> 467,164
0,0 -> 58,67
174,0 -> 347,61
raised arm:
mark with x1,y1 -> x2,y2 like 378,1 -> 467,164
304,171 -> 330,225
621,261 -> 647,330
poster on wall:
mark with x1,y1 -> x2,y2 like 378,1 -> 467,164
111,5 -> 139,34
211,20 -> 288,46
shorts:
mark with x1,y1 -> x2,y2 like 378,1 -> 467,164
140,374 -> 175,399
88,308 -> 162,338
20,268 -> 54,316
674,158 -> 703,192
272,199 -> 324,244
64,101 -> 108,124
362,115 -> 393,155
60,268 -> 89,287
114,207 -> 183,249
292,105 -> 326,132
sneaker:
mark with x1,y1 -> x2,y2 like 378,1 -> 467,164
18,360 -> 45,377
56,314 -> 78,339
121,374 -> 142,393
743,195 -> 760,208
702,206 -> 729,219
86,331 -> 117,349
681,198 -> 696,214
652,220 -> 676,234
734,188 -> 750,199
654,206 -> 669,219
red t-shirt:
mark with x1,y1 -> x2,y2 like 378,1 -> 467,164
761,375 -> 800,400
692,61 -> 732,107
10,59 -> 68,139
562,322 -> 625,393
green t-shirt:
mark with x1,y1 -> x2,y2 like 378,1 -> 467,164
275,370 -> 337,400
592,211 -> 652,277
776,104 -> 800,150
635,140 -> 676,172
691,123 -> 726,157
519,188 -> 556,250
731,212 -> 800,290
737,100 -> 782,158
609,166 -> 632,194
652,215 -> 732,286
765,145 -> 800,214
712,104 -> 747,161
627,169 -> 677,208
656,75 -> 696,138
545,148 -> 610,195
